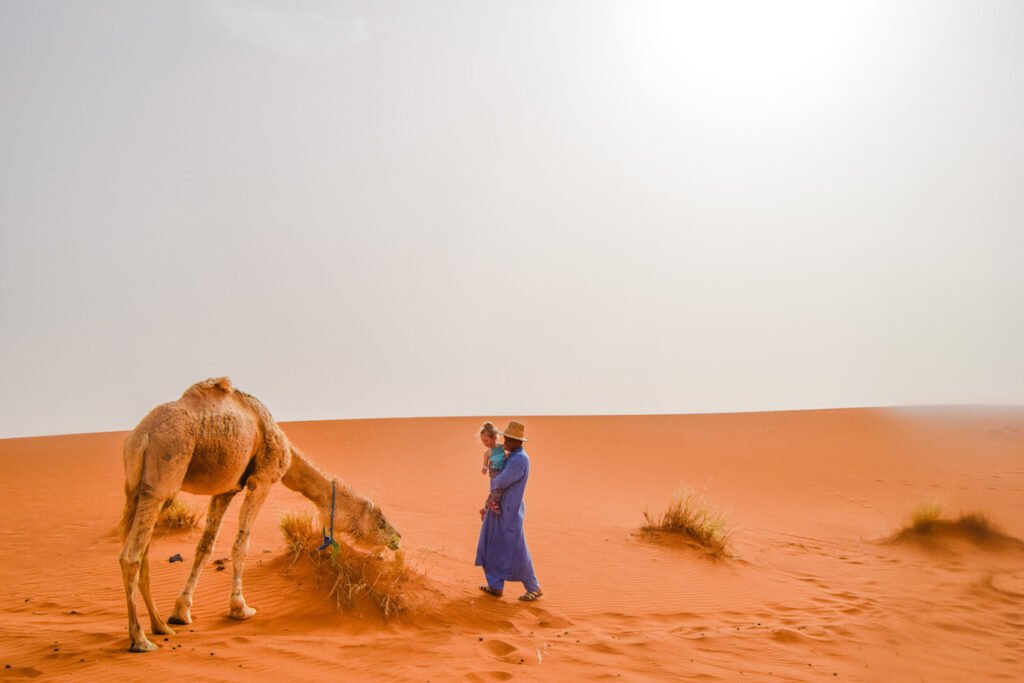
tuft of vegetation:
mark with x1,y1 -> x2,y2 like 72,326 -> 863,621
280,510 -> 320,559
327,541 -> 410,617
909,500 -> 944,532
280,509 -> 411,618
642,487 -> 731,556
156,498 -> 203,533
954,513 -> 1002,539
893,503 -> 1022,550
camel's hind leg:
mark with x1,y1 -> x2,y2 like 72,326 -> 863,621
140,543 -> 175,636
120,494 -> 163,652
228,480 -> 273,620
169,491 -> 236,625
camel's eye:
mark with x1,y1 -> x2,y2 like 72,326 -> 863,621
378,518 -> 388,529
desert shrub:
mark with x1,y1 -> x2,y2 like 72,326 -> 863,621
955,512 -> 1000,538
279,509 -> 411,617
909,500 -> 944,532
642,487 -> 730,556
156,498 -> 203,533
887,501 -> 1024,552
280,510 -> 321,559
902,504 -> 1004,541
327,541 -> 410,617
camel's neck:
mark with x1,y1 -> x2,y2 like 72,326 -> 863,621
281,448 -> 332,507
281,447 -> 355,511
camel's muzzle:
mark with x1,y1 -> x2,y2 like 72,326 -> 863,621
387,534 -> 402,551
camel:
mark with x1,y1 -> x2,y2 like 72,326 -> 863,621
118,377 -> 401,653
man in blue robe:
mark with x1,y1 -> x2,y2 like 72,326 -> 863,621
475,420 -> 542,601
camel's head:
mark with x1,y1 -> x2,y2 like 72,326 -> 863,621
346,496 -> 401,551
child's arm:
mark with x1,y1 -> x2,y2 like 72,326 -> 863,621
481,451 -> 489,474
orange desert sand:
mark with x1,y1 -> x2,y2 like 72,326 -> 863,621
1,409 -> 1022,681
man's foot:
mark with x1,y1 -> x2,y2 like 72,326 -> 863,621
518,589 -> 543,602
479,585 -> 503,598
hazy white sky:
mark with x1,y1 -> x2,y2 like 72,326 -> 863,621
1,1 -> 1022,438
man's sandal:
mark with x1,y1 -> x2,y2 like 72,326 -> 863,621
479,585 -> 503,597
518,590 -> 543,602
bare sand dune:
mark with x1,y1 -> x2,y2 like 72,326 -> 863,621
1,408 -> 1022,681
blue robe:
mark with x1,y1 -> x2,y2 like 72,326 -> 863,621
475,447 -> 539,590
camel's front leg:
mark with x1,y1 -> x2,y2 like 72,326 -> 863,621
228,481 -> 272,620
168,491 -> 236,625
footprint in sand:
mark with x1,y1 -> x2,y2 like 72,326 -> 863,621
465,672 -> 514,682
3,666 -> 43,679
528,607 -> 573,629
481,639 -> 519,661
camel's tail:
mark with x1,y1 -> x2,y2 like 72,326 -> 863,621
118,432 -> 147,542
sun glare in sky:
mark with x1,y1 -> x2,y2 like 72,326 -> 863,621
0,1 -> 1021,437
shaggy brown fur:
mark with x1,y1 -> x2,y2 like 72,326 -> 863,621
118,377 -> 401,653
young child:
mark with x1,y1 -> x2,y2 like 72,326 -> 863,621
479,422 -> 507,519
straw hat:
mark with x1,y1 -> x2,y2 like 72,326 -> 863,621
499,421 -> 528,442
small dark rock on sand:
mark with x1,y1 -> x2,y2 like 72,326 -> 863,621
169,554 -> 183,563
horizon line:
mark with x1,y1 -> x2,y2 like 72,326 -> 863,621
3,403 -> 1022,442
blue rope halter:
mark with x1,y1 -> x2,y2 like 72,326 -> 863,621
318,480 -> 336,551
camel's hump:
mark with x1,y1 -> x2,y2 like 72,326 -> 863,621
182,376 -> 235,398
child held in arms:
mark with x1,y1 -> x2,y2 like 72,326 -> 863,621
479,422 -> 507,520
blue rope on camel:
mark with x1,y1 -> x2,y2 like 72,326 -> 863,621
318,480 -> 336,551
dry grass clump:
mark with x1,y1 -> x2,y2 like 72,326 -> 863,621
155,498 -> 203,533
280,510 -> 412,618
281,510 -> 321,558
905,501 -> 1000,536
642,487 -> 731,556
952,513 -> 1003,539
894,502 -> 1022,550
909,500 -> 944,531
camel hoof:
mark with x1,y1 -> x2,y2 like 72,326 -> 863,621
229,605 -> 257,621
151,621 -> 176,636
167,613 -> 190,626
129,638 -> 159,653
